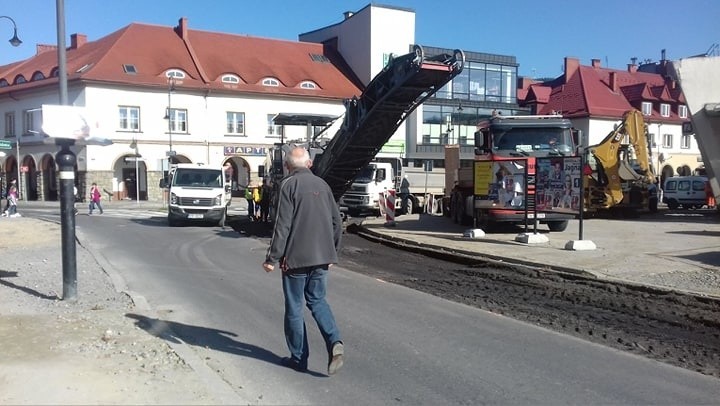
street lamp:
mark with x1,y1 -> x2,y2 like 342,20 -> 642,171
163,76 -> 176,206
129,138 -> 142,205
0,16 -> 22,47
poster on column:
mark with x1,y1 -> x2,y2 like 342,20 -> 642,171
535,156 -> 581,213
474,159 -> 527,209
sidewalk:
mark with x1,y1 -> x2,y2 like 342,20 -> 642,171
358,210 -> 720,298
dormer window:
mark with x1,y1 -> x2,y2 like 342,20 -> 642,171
221,74 -> 240,84
299,81 -> 318,90
641,101 -> 652,116
14,75 -> 26,84
679,105 -> 688,119
0,79 -> 8,87
262,77 -> 280,87
660,103 -> 670,117
165,69 -> 186,79
31,71 -> 45,81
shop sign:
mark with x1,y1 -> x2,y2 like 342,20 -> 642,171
224,146 -> 268,156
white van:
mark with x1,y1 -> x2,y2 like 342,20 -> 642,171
164,163 -> 232,226
662,176 -> 708,210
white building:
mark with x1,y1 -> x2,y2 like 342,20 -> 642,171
0,4 -> 525,202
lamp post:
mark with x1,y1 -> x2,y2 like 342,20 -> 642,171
1,15 -> 22,197
164,77 -> 176,205
0,15 -> 22,47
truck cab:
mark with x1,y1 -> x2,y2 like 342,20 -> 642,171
163,163 -> 232,227
339,162 -> 395,217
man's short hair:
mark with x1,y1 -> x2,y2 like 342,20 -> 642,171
285,147 -> 311,170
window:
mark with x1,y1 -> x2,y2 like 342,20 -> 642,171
123,64 -> 137,74
226,112 -> 245,135
221,74 -> 240,84
662,133 -> 673,148
118,106 -> 140,131
262,77 -> 280,87
23,109 -> 39,135
660,103 -> 670,117
0,79 -> 8,87
267,114 -> 283,137
680,134 -> 691,149
31,71 -> 45,81
5,112 -> 15,137
679,105 -> 688,118
14,75 -> 26,84
641,102 -> 652,116
165,69 -> 186,79
309,53 -> 329,63
167,108 -> 187,133
299,81 -> 317,89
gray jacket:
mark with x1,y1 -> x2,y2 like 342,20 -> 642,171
265,167 -> 342,270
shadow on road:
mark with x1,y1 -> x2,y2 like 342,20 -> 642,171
126,313 -> 325,377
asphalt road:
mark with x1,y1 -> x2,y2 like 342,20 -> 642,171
22,206 -> 720,404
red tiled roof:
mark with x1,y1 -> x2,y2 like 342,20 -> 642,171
0,19 -> 362,100
521,61 -> 687,122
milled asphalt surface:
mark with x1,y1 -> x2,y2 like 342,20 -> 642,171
358,209 -> 720,298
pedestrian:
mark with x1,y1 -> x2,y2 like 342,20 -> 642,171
73,185 -> 79,215
3,184 -> 19,217
2,179 -> 16,214
262,146 -> 344,376
705,180 -> 716,209
252,184 -> 262,221
399,174 -> 411,214
243,185 -> 255,221
88,182 -> 104,215
260,179 -> 272,222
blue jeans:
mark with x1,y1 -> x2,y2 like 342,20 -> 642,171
89,200 -> 103,214
282,265 -> 341,367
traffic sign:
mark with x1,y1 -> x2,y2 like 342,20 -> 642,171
166,150 -> 177,156
0,140 -> 12,149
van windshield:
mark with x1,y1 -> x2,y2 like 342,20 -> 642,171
172,169 -> 222,187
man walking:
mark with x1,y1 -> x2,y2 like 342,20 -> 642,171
262,146 -> 344,375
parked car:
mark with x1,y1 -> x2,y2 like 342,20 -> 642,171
662,176 -> 708,210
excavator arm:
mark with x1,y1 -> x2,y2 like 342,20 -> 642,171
588,109 -> 655,208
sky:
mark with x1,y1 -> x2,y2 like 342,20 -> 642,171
1,0 -> 718,79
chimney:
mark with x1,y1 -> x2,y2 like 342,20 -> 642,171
609,72 -> 618,92
564,57 -> 579,80
627,63 -> 638,73
591,58 -> 601,68
70,33 -> 87,49
343,11 -> 354,19
175,17 -> 188,39
36,44 -> 57,55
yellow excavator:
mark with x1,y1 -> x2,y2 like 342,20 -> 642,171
585,109 -> 657,213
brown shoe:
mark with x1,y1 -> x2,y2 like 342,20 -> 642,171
328,341 -> 344,375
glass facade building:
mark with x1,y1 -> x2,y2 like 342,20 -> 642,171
406,47 -> 528,168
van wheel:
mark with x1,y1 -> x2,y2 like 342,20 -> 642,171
168,216 -> 179,227
667,200 -> 679,210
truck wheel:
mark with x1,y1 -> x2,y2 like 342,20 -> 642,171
547,221 -> 568,232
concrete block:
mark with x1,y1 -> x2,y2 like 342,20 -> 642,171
463,229 -> 485,239
564,240 -> 597,251
514,232 -> 549,244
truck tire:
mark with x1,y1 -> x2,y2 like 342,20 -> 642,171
547,220 -> 568,232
